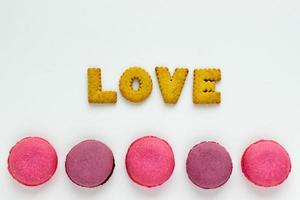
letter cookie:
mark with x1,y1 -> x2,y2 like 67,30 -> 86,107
155,67 -> 188,104
88,68 -> 117,103
119,67 -> 152,103
193,69 -> 221,104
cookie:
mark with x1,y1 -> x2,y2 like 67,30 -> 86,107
193,68 -> 221,104
155,67 -> 188,104
186,141 -> 232,189
126,136 -> 175,188
8,137 -> 58,186
65,140 -> 115,188
241,140 -> 291,187
88,68 -> 117,103
119,67 -> 152,103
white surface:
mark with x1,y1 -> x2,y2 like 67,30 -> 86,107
0,0 -> 300,199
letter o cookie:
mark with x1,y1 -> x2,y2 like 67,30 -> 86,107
119,67 -> 153,103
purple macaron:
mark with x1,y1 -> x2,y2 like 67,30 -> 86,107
65,140 -> 115,188
186,141 -> 232,189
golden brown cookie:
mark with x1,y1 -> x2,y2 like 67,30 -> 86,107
119,67 -> 152,103
155,67 -> 188,104
88,68 -> 117,103
193,68 -> 221,104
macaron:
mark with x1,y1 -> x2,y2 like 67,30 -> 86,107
186,141 -> 232,189
8,137 -> 58,186
65,140 -> 115,188
126,136 -> 175,188
241,140 -> 291,187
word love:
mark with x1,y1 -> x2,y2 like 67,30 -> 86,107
88,66 -> 221,104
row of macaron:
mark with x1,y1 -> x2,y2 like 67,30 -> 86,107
7,136 -> 291,189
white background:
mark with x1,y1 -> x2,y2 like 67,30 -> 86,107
0,0 -> 300,199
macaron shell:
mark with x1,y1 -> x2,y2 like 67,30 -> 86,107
65,140 -> 115,188
8,137 -> 58,186
126,136 -> 175,188
186,141 -> 233,189
241,140 -> 291,187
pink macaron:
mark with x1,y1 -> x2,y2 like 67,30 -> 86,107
8,137 -> 58,186
241,140 -> 291,187
126,136 -> 175,188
